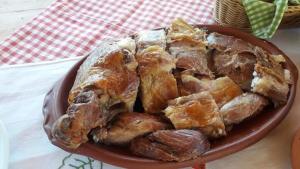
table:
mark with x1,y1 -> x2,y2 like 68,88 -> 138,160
0,0 -> 54,41
0,0 -> 300,169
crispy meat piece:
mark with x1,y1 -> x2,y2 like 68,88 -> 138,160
69,40 -> 139,111
220,93 -> 269,125
130,129 -> 210,162
92,112 -> 170,145
209,76 -> 243,107
207,32 -> 254,52
175,70 -> 212,96
251,47 -> 290,105
52,91 -> 102,148
137,46 -> 178,113
175,74 -> 242,107
167,18 -> 213,78
208,32 -> 257,90
135,29 -> 166,52
164,92 -> 226,137
52,40 -> 139,148
213,50 -> 256,90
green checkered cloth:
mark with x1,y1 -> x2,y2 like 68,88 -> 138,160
290,0 -> 300,4
242,0 -> 288,39
242,0 -> 300,39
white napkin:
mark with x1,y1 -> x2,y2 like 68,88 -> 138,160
0,119 -> 9,169
0,58 -> 116,169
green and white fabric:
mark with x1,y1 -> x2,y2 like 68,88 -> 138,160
242,0 -> 288,39
290,0 -> 300,5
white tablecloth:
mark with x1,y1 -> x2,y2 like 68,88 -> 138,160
0,28 -> 300,169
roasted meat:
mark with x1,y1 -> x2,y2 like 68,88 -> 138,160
52,40 -> 140,148
137,45 -> 178,113
135,29 -> 166,52
69,39 -> 139,111
212,50 -> 256,90
208,32 -> 257,90
175,70 -> 212,96
52,91 -> 102,148
220,93 -> 269,125
51,18 -> 291,158
167,18 -> 213,78
176,74 -> 242,107
164,92 -> 226,137
209,76 -> 243,107
207,32 -> 254,52
130,129 -> 210,162
251,47 -> 291,105
92,112 -> 170,145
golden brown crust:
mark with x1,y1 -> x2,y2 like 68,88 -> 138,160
209,76 -> 243,108
176,74 -> 243,107
69,42 -> 139,112
164,92 -> 226,137
137,46 -> 178,113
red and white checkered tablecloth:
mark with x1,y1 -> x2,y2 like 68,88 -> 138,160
0,0 -> 215,65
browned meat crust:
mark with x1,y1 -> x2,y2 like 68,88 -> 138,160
92,112 -> 170,145
130,129 -> 210,162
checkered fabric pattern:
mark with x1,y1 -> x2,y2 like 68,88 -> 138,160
290,0 -> 300,4
0,0 -> 215,65
242,0 -> 288,39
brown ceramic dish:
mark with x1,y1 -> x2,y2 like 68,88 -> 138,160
292,129 -> 300,169
43,25 -> 298,169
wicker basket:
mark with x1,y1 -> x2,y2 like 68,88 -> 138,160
214,0 -> 300,30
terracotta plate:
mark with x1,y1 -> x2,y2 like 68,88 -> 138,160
43,25 -> 298,169
292,129 -> 300,169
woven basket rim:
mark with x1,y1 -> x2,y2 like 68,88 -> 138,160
229,0 -> 300,10
214,0 -> 300,30
222,0 -> 300,16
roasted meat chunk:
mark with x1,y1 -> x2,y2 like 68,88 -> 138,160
130,129 -> 210,162
92,112 -> 170,145
175,70 -> 212,96
212,50 -> 256,90
207,32 -> 254,52
52,91 -> 102,148
137,46 -> 178,113
220,93 -> 269,125
164,92 -> 226,137
251,47 -> 290,105
69,40 -> 139,111
135,29 -> 166,52
52,40 -> 140,148
209,76 -> 243,107
167,18 -> 213,78
208,32 -> 257,90
175,73 -> 242,107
